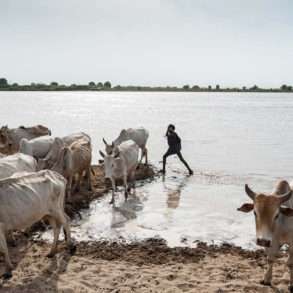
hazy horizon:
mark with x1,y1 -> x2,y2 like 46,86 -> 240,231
1,0 -> 293,88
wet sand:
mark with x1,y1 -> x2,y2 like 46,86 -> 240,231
1,237 -> 292,292
0,164 -> 292,292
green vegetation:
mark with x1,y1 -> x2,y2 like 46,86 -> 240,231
0,78 -> 293,92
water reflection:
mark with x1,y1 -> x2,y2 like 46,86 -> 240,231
163,175 -> 190,210
111,193 -> 143,228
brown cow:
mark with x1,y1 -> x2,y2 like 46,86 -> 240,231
238,181 -> 293,291
51,139 -> 92,199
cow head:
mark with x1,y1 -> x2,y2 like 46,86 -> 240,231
102,138 -> 115,155
0,126 -> 14,154
99,148 -> 120,179
238,183 -> 293,247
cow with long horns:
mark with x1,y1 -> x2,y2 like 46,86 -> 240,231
238,180 -> 293,291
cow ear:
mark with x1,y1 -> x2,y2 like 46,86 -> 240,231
54,137 -> 64,148
237,203 -> 254,213
280,207 -> 293,217
99,150 -> 105,158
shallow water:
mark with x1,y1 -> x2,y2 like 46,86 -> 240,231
1,91 -> 293,249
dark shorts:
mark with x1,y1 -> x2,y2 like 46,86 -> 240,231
164,147 -> 181,157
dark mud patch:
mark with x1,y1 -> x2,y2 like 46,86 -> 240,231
75,238 -> 267,266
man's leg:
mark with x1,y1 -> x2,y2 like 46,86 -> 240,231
177,151 -> 193,175
162,149 -> 173,174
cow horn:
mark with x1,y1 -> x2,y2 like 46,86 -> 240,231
245,184 -> 256,200
278,190 -> 292,204
103,138 -> 108,146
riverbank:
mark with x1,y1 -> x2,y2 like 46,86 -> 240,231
0,164 -> 292,292
1,237 -> 291,292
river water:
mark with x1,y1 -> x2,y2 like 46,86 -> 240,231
1,91 -> 293,249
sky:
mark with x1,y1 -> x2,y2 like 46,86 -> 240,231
1,0 -> 293,88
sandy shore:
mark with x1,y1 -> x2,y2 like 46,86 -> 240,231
0,164 -> 292,292
0,237 -> 292,293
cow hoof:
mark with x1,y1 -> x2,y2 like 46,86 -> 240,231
69,244 -> 76,255
2,272 -> 12,280
109,199 -> 114,204
46,252 -> 55,258
289,285 -> 293,293
260,280 -> 271,287
8,240 -> 17,247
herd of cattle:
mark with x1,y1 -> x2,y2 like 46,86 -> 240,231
2,124 -> 293,290
0,124 -> 149,279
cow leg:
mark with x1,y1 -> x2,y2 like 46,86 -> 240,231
0,225 -> 13,279
144,147 -> 148,165
287,244 -> 293,292
109,178 -> 116,204
139,147 -> 148,165
129,170 -> 136,192
74,173 -> 81,192
138,149 -> 143,165
123,175 -> 128,201
66,176 -> 73,200
6,232 -> 16,247
53,211 -> 75,254
262,245 -> 278,286
86,167 -> 92,191
47,217 -> 61,258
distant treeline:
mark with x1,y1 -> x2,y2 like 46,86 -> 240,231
0,78 -> 293,92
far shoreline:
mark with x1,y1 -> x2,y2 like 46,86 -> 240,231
1,89 -> 293,93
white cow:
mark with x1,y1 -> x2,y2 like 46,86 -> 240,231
38,132 -> 91,170
99,140 -> 139,204
103,127 -> 149,164
238,180 -> 293,290
0,153 -> 37,179
0,170 -> 73,279
19,136 -> 54,160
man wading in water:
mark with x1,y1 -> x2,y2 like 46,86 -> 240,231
160,124 -> 193,175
